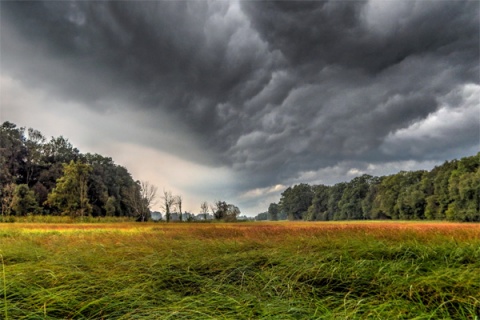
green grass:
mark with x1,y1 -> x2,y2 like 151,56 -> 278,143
0,221 -> 479,319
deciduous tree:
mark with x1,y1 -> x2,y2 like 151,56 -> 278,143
212,201 -> 240,221
12,184 -> 39,215
280,184 -> 313,220
46,161 -> 92,218
200,201 -> 209,220
175,195 -> 183,222
126,181 -> 158,222
268,203 -> 279,221
162,190 -> 175,222
1,183 -> 16,220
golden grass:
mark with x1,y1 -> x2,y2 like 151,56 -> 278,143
1,220 -> 479,242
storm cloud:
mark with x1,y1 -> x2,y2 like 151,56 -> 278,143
1,0 -> 478,213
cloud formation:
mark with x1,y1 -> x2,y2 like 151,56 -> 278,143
1,0 -> 478,213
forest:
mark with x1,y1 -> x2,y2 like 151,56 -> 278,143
263,153 -> 479,222
0,121 -> 150,219
1,121 -> 478,222
0,121 -> 243,222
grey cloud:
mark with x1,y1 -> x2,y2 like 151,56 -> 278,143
1,2 -> 279,140
229,0 -> 478,188
228,55 -> 469,188
241,1 -> 478,74
380,84 -> 480,160
1,0 -> 478,199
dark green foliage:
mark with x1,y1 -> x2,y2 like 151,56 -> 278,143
280,183 -> 313,220
0,122 -> 141,218
105,196 -> 116,216
338,174 -> 373,220
46,161 -> 93,218
427,160 -> 458,219
0,122 -> 27,187
307,184 -> 330,221
271,153 -> 479,221
267,203 -> 279,220
213,200 -> 229,220
361,175 -> 382,218
255,212 -> 268,220
327,182 -> 346,220
213,201 -> 240,221
11,184 -> 39,215
446,156 -> 480,221
82,153 -> 137,217
373,170 -> 426,219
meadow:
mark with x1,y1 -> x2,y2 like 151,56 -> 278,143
0,221 -> 479,319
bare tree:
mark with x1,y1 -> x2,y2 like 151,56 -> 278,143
125,184 -> 142,219
140,181 -> 158,213
210,203 -> 217,218
126,181 -> 158,222
161,190 -> 175,222
175,195 -> 183,222
200,201 -> 209,221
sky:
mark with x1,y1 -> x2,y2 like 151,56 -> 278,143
1,1 -> 479,216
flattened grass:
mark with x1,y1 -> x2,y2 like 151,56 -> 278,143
0,221 -> 479,319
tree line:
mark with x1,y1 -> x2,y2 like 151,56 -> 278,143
0,121 -> 241,221
0,121 -> 150,219
264,152 -> 479,222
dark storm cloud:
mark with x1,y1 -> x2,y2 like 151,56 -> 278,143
241,1 -> 478,75
1,0 -> 478,193
232,0 -> 479,187
1,1 -> 281,145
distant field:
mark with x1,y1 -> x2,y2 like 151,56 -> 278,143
1,221 -> 479,319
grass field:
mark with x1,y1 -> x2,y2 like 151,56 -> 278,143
0,221 -> 479,319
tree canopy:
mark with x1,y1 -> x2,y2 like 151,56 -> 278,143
264,153 -> 479,222
0,121 -> 143,219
